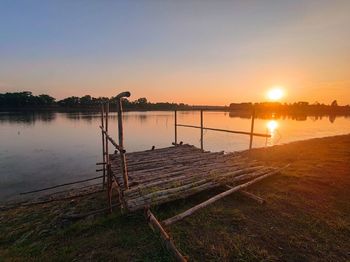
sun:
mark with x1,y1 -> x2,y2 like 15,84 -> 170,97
267,87 -> 284,101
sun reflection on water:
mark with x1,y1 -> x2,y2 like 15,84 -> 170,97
265,120 -> 279,147
267,120 -> 278,134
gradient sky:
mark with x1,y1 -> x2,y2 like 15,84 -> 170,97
1,0 -> 349,105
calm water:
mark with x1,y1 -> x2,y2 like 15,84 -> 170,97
1,111 -> 349,202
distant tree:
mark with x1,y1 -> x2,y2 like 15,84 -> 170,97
58,96 -> 80,107
38,94 -> 55,105
80,95 -> 92,106
121,98 -> 131,107
137,97 -> 148,105
331,100 -> 338,107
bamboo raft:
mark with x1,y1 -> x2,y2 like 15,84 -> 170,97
110,145 -> 278,212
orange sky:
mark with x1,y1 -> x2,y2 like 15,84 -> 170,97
1,1 -> 349,105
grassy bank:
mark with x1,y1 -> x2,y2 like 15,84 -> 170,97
1,135 -> 349,261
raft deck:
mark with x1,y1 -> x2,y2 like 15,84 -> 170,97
110,144 -> 278,212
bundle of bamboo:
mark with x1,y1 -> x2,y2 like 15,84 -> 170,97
109,144 -> 278,212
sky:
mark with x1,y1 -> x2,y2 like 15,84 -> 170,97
1,0 -> 350,105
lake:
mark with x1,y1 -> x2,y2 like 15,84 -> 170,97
1,110 -> 349,202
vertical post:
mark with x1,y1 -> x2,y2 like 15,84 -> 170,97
200,109 -> 204,151
117,98 -> 129,190
105,102 -> 109,165
107,163 -> 112,213
249,105 -> 256,150
101,104 -> 106,188
104,103 -> 110,204
174,110 -> 178,145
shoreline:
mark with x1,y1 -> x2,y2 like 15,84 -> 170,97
1,133 -> 350,207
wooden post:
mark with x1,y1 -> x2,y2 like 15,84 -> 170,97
174,110 -> 178,145
107,163 -> 112,213
117,100 -> 124,148
200,110 -> 204,151
105,103 -> 111,211
101,104 -> 106,188
116,92 -> 130,190
249,105 -> 256,150
105,103 -> 109,166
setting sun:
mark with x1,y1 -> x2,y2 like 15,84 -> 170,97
267,87 -> 284,101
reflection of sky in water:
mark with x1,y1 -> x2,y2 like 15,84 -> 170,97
0,111 -> 349,202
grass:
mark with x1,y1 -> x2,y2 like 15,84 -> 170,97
1,134 -> 350,261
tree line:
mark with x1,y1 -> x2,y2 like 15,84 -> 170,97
1,91 -> 349,113
229,101 -> 350,115
0,91 -> 199,110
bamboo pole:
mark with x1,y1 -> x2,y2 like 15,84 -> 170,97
200,110 -> 204,151
48,182 -> 102,196
176,124 -> 270,138
19,175 -> 104,195
174,110 -> 178,145
19,189 -> 104,207
239,190 -> 265,204
107,163 -> 112,213
105,103 -> 109,165
249,105 -> 256,150
123,160 -> 260,191
62,203 -> 121,220
123,163 -> 265,198
117,94 -> 129,190
124,168 -> 276,211
162,165 -> 289,226
101,104 -> 106,188
99,126 -> 124,152
126,166 -> 269,205
145,208 -> 187,262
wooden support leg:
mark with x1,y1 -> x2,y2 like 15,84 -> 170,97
145,208 -> 187,262
107,164 -> 113,214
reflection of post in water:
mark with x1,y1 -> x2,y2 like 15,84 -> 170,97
137,114 -> 147,123
329,114 -> 336,123
249,106 -> 255,150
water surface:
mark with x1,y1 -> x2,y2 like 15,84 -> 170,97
1,111 -> 349,202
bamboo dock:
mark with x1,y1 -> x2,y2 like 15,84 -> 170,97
97,91 -> 287,261
16,91 -> 288,261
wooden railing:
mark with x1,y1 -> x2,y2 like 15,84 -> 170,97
100,91 -> 130,191
174,108 -> 271,151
